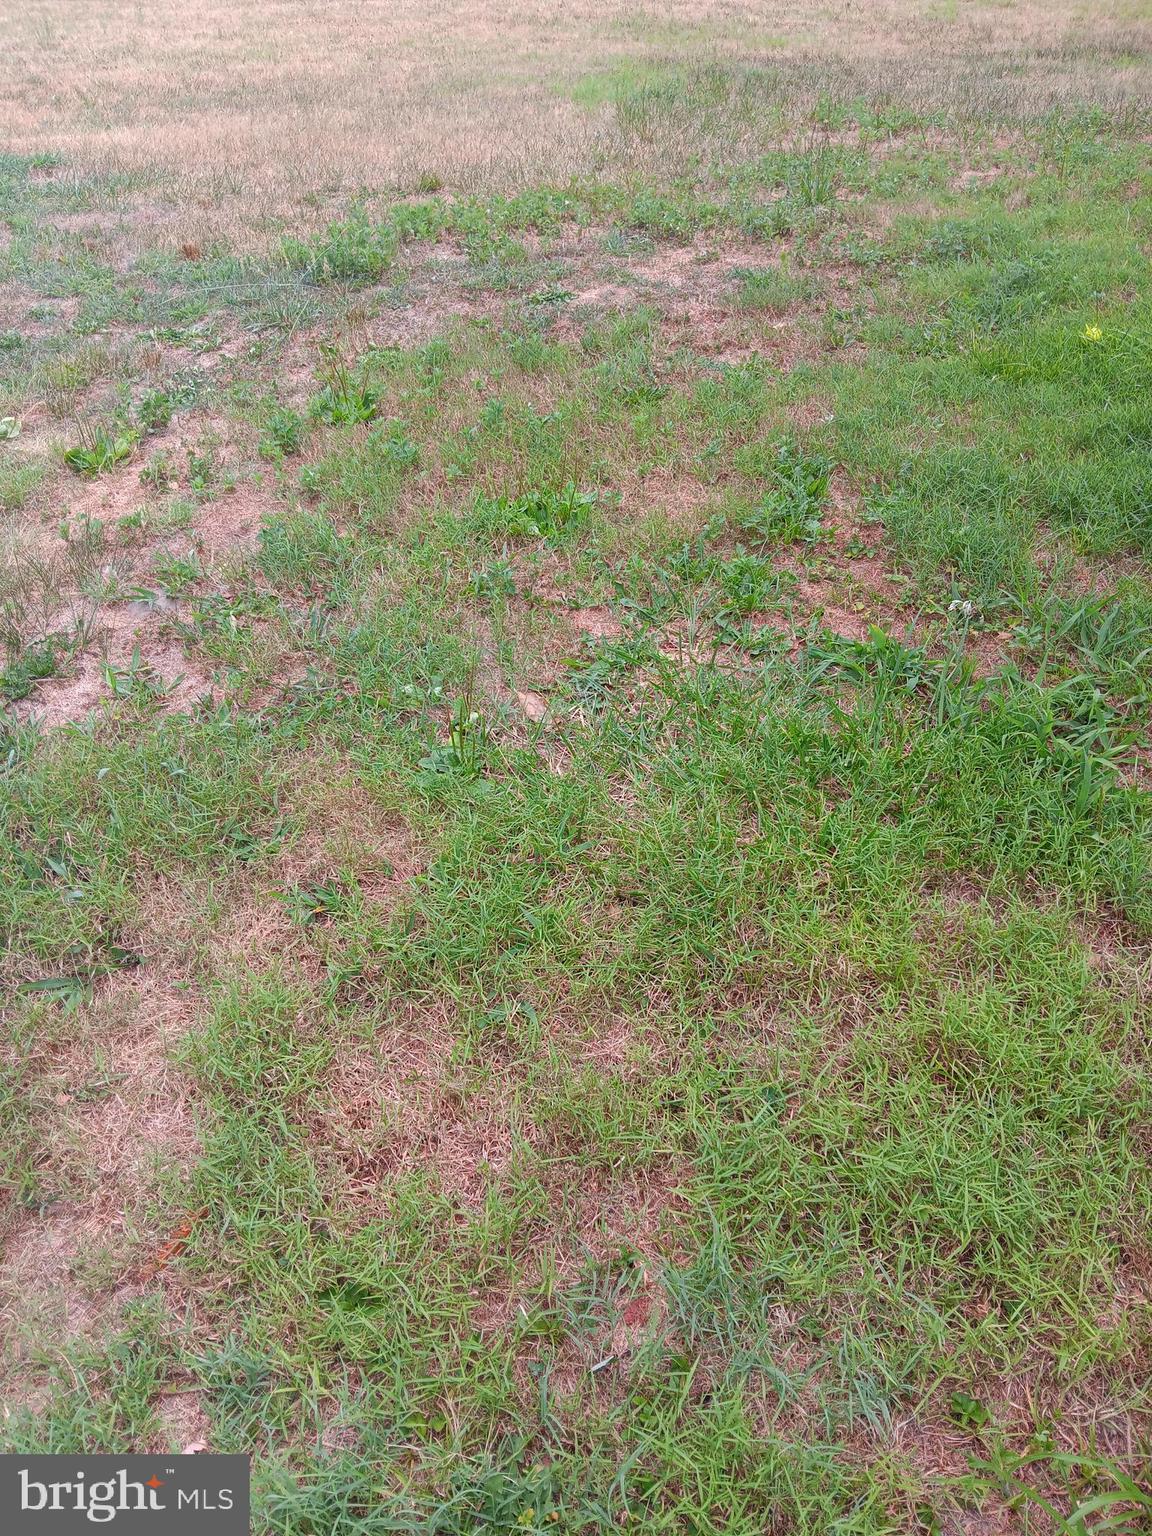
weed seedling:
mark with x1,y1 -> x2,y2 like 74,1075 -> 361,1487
135,378 -> 198,434
186,438 -> 234,498
419,680 -> 490,780
467,560 -> 517,599
64,422 -> 138,477
101,647 -> 178,701
151,549 -> 202,592
259,406 -> 307,459
276,882 -> 351,927
309,347 -> 379,425
140,453 -> 177,490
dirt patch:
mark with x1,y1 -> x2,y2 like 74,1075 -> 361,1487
1072,907 -> 1152,986
742,473 -> 926,651
623,240 -> 788,299
787,577 -> 879,643
481,1156 -> 697,1413
51,456 -> 157,528
562,1160 -> 694,1270
18,609 -> 218,727
0,292 -> 80,338
120,773 -> 424,1004
516,688 -> 549,722
5,420 -> 290,724
365,274 -> 510,351
568,607 -> 622,641
153,1390 -> 213,1454
614,466 -> 722,536
951,166 -> 1005,191
567,281 -> 637,312
183,480 -> 274,562
895,1360 -> 1152,1531
0,972 -> 201,1398
316,1010 -> 527,1209
31,208 -> 190,272
271,770 -> 423,901
927,870 -> 1001,913
550,233 -> 826,370
42,415 -> 263,544
1055,548 -> 1152,600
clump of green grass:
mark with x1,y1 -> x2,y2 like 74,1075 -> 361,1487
733,263 -> 817,314
0,454 -> 44,510
283,208 -> 399,284
0,640 -> 57,702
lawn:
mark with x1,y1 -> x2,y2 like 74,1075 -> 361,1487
1,3 -> 1151,1531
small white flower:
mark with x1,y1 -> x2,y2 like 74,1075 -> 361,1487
948,599 -> 975,619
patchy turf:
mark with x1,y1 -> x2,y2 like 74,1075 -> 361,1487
2,60 -> 1151,1536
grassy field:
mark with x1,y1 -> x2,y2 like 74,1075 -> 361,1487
2,0 -> 1152,1531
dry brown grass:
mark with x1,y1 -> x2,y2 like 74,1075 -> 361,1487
0,971 -> 201,1399
1,0 -> 1148,242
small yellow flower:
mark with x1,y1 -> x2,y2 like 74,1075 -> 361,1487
1081,324 -> 1104,344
